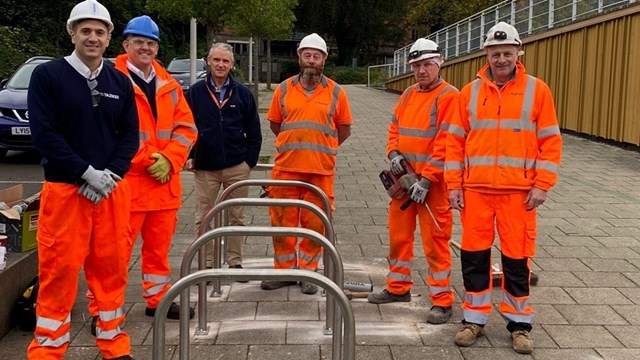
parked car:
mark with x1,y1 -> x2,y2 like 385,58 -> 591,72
0,56 -> 54,159
167,58 -> 207,92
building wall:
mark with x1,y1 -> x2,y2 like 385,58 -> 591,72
386,5 -> 640,146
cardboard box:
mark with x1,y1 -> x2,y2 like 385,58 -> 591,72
0,185 -> 40,252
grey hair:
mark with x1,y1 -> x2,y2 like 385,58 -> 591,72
207,42 -> 234,62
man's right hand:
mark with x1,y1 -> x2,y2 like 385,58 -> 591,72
78,183 -> 104,204
81,165 -> 117,196
185,159 -> 195,172
449,189 -> 464,211
389,151 -> 405,175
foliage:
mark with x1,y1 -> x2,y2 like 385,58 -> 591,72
0,27 -> 38,79
406,0 -> 503,35
323,66 -> 371,85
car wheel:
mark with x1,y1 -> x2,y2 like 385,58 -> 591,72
0,149 -> 7,159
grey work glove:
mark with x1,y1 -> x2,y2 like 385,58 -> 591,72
81,165 -> 117,196
409,178 -> 431,204
389,150 -> 406,175
78,183 -> 104,204
105,168 -> 122,182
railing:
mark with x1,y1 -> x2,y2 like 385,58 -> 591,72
392,0 -> 638,76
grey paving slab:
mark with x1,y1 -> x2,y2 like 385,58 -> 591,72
572,271 -> 638,287
597,348 -> 640,360
543,325 -> 623,348
553,305 -> 628,325
247,344 -> 319,359
531,349 -> 604,360
564,287 -> 634,305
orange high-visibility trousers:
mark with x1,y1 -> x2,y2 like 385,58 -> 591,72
268,169 -> 334,270
386,180 -> 453,307
459,190 -> 536,328
89,209 -> 177,314
28,181 -> 131,360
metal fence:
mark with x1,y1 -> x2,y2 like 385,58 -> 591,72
392,0 -> 637,77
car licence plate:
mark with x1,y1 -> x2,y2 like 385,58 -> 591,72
11,126 -> 31,135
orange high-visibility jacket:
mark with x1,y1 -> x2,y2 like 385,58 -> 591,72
115,55 -> 197,210
267,75 -> 353,175
387,80 -> 458,182
445,62 -> 562,192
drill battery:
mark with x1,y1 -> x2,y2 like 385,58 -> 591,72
379,169 -> 405,199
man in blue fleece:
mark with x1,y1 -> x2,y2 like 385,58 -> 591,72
26,1 -> 139,359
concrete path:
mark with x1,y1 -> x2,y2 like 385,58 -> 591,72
3,84 -> 640,359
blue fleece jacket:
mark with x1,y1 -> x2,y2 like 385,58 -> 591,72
186,75 -> 261,170
28,58 -> 139,183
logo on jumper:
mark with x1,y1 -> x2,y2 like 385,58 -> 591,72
99,92 -> 120,99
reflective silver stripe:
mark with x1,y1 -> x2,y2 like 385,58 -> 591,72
428,285 -> 450,294
143,274 -> 171,283
145,283 -> 166,297
398,86 -> 415,110
445,161 -> 464,171
157,130 -> 172,140
498,156 -> 527,168
502,313 -> 535,323
502,291 -> 531,313
463,309 -> 489,325
320,75 -> 328,87
275,253 -> 296,263
429,85 -> 456,131
467,156 -> 494,166
36,314 -> 70,331
172,133 -> 192,147
99,306 -> 126,321
35,333 -> 70,347
390,115 -> 398,125
500,119 -> 536,131
298,251 -> 322,264
428,158 -> 444,169
173,122 -> 198,132
535,160 -> 559,173
169,89 -> 178,107
470,119 -> 498,130
277,142 -> 338,155
439,122 -> 450,132
463,292 -> 492,307
468,79 -> 481,123
521,75 -> 536,122
404,153 -> 433,163
388,258 -> 412,269
279,81 -> 288,118
140,131 -> 151,141
97,325 -> 124,340
326,83 -> 341,125
388,271 -> 412,282
399,127 -> 437,138
537,125 -> 560,138
280,121 -> 338,137
448,124 -> 467,137
429,270 -> 450,281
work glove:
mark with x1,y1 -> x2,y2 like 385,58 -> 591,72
147,152 -> 172,182
389,150 -> 405,175
105,168 -> 122,182
409,178 -> 431,204
81,165 -> 117,196
78,183 -> 104,204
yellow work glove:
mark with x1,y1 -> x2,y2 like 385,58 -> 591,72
147,152 -> 172,182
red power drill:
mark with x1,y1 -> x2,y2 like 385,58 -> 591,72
379,159 -> 419,211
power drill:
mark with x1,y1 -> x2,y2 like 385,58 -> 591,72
379,159 -> 419,210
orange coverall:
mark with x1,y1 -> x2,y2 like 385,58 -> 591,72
385,80 -> 457,308
88,55 -> 197,313
267,75 -> 352,270
445,62 -> 562,331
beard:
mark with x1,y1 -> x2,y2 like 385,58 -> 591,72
300,64 -> 323,84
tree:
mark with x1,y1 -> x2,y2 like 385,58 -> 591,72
406,0 -> 503,36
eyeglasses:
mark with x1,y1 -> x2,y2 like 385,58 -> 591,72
493,31 -> 508,40
87,78 -> 100,107
128,38 -> 159,49
407,49 -> 441,61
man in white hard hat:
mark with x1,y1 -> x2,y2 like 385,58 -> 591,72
446,21 -> 562,354
27,1 -> 138,359
262,33 -> 353,295
367,38 -> 458,326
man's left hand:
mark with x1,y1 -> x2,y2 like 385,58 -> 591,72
148,152 -> 172,182
409,178 -> 431,204
525,187 -> 547,209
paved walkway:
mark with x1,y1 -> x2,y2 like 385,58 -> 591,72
3,85 -> 640,359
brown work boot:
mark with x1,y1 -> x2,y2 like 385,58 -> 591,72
260,280 -> 297,290
454,323 -> 484,347
300,281 -> 318,294
426,306 -> 452,324
367,289 -> 411,304
511,330 -> 533,354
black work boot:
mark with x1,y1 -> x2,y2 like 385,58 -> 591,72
146,302 -> 194,320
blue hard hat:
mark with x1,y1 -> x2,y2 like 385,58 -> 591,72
123,15 -> 160,42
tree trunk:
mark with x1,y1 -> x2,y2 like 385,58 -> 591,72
206,25 -> 216,49
253,36 -> 260,107
266,39 -> 272,90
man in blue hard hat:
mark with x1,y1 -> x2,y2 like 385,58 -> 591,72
86,15 -> 197,333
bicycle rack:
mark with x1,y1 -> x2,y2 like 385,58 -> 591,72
210,179 -> 333,269
180,226 -> 345,360
193,198 -> 338,334
153,269 -> 355,360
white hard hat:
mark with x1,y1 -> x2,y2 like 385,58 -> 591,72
483,22 -> 521,48
298,33 -> 328,56
407,38 -> 441,64
66,0 -> 114,35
